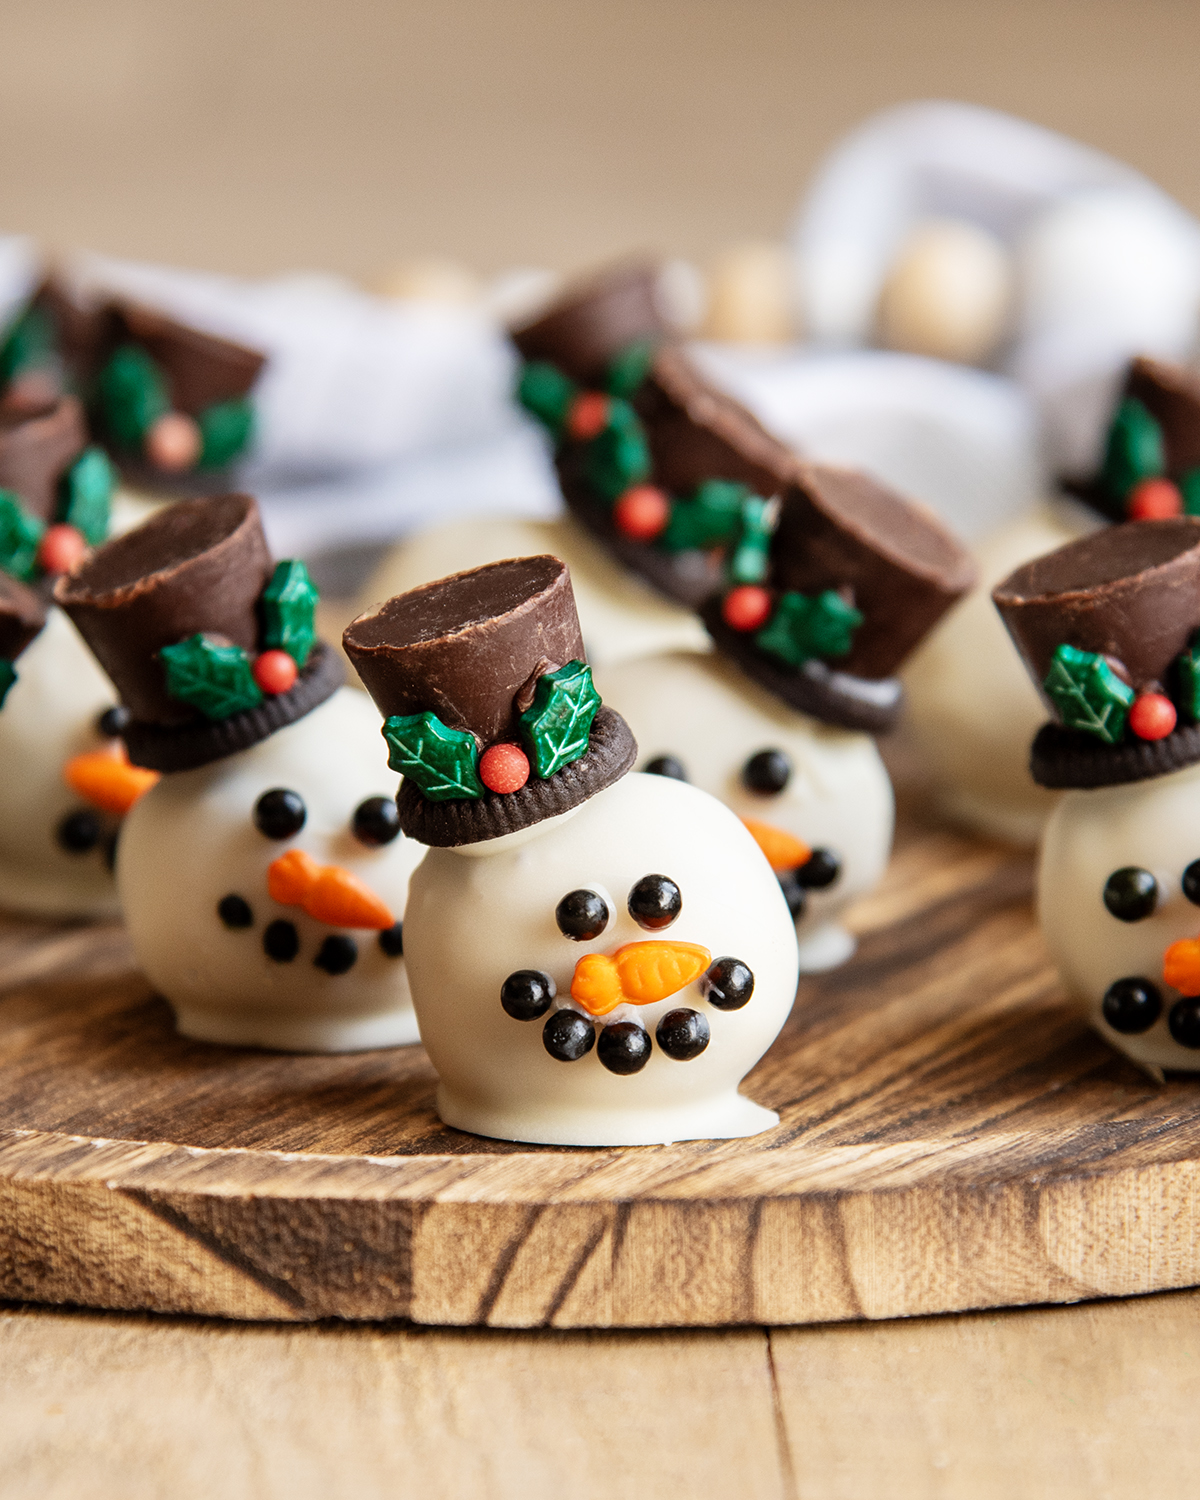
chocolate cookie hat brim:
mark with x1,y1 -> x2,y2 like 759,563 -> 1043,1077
511,261 -> 670,385
55,492 -> 340,771
704,463 -> 977,733
994,517 -> 1200,787
344,555 -> 637,846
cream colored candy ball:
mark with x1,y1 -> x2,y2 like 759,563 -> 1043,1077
877,218 -> 1013,366
1040,760 -> 1200,1076
374,257 -> 481,305
405,773 -> 800,1147
702,242 -> 798,345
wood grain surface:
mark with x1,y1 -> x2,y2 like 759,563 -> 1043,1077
3,767 -> 1200,1327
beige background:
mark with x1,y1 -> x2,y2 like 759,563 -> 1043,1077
1,0 -> 1198,280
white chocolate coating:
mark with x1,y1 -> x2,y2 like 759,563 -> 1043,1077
0,608 -> 125,919
117,688 -> 425,1052
359,516 -> 710,669
903,501 -> 1095,845
595,652 -> 893,971
1040,760 -> 1200,1074
405,773 -> 799,1146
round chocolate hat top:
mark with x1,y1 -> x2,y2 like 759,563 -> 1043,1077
344,555 -> 587,746
115,301 -> 265,414
771,463 -> 977,680
0,395 -> 87,522
55,493 -> 272,725
0,572 -> 46,663
992,517 -> 1200,704
1124,357 -> 1200,474
511,261 -> 669,385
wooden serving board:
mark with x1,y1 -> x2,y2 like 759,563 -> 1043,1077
3,763 -> 1200,1329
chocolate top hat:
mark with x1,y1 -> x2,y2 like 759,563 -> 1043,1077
0,572 -> 47,707
994,518 -> 1200,788
0,395 -> 115,586
1066,356 -> 1200,522
511,260 -> 671,385
701,462 -> 977,734
54,493 -> 342,772
344,556 -> 637,847
520,332 -> 798,608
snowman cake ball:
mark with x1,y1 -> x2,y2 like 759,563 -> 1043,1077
0,391 -> 148,919
0,574 -> 152,918
598,462 -> 976,972
904,354 -> 1200,845
56,494 -> 425,1051
993,517 -> 1200,1076
344,556 -> 800,1146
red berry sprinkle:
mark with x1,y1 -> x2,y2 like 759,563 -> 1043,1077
566,391 -> 611,441
253,649 -> 299,696
1130,692 -> 1177,741
479,742 -> 530,794
613,484 -> 670,540
36,523 -> 87,575
1127,478 -> 1183,521
722,585 -> 773,633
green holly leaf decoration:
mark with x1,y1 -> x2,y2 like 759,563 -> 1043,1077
96,344 -> 170,450
1101,397 -> 1165,504
1180,468 -> 1200,517
756,590 -> 863,668
0,659 -> 16,709
520,660 -> 601,778
606,339 -> 656,398
659,480 -> 749,553
197,397 -> 255,469
382,711 -> 483,801
518,361 -> 576,431
260,559 -> 318,667
1177,637 -> 1200,722
1043,643 -> 1134,744
160,633 -> 264,721
584,399 -> 651,500
0,491 -> 45,582
58,446 -> 114,546
0,303 -> 54,386
727,495 -> 776,584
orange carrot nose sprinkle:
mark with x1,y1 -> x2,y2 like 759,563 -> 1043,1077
267,847 -> 395,930
741,817 -> 811,874
570,941 -> 712,1017
63,744 -> 159,816
1164,937 -> 1200,997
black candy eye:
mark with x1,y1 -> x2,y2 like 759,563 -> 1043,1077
556,889 -> 610,941
1102,867 -> 1158,922
96,705 -> 130,739
1183,862 -> 1200,905
1103,977 -> 1161,1034
501,969 -> 556,1020
796,848 -> 840,889
743,749 -> 791,795
628,874 -> 682,930
644,755 -> 688,781
254,788 -> 306,840
57,809 -> 101,854
352,796 -> 401,846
